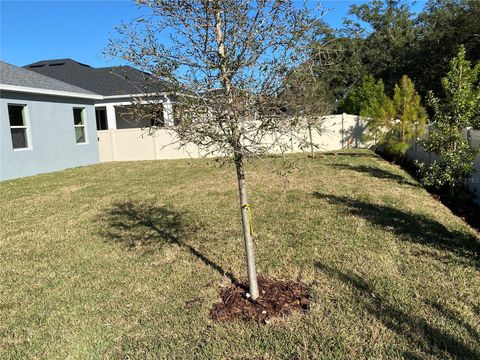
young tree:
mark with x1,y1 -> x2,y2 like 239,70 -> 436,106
418,46 -> 480,193
383,75 -> 427,157
108,0 -> 324,300
338,75 -> 394,148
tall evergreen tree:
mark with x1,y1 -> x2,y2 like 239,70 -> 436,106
383,75 -> 427,156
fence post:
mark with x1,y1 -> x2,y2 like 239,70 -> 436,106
152,132 -> 158,160
355,115 -> 360,148
109,129 -> 117,161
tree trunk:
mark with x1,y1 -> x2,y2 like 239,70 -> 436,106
234,154 -> 259,300
212,1 -> 259,300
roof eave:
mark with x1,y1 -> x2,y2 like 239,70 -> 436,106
0,84 -> 103,100
101,92 -> 169,100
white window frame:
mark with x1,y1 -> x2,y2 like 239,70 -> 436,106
73,107 -> 88,144
8,103 -> 32,151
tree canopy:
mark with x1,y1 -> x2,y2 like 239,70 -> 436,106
308,0 -> 480,104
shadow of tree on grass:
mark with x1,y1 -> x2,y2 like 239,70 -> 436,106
425,299 -> 480,342
329,163 -> 418,187
102,201 -> 241,286
315,262 -> 480,359
313,192 -> 480,268
321,152 -> 379,158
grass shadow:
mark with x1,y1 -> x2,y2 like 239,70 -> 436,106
102,201 -> 242,287
312,192 -> 480,268
315,262 -> 480,359
424,299 -> 480,341
329,163 -> 419,187
321,152 -> 379,158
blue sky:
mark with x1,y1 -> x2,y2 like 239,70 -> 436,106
0,0 -> 426,68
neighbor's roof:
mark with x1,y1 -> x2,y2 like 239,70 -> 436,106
0,61 -> 101,99
25,58 -> 171,97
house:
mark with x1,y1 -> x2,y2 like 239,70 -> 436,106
24,59 -> 175,130
24,59 -> 180,162
0,61 -> 101,181
3,58 -> 368,168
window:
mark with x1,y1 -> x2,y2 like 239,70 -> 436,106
8,104 -> 30,149
73,108 -> 87,143
95,108 -> 108,130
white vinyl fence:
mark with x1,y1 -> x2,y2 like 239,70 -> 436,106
405,127 -> 480,204
97,113 -> 367,162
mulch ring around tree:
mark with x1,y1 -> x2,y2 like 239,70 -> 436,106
210,277 -> 311,323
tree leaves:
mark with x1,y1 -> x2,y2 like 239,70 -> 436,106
418,46 -> 480,191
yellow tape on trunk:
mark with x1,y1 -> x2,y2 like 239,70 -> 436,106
241,203 -> 254,236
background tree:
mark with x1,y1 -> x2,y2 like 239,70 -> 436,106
411,0 -> 480,95
309,24 -> 369,103
306,0 -> 415,103
345,0 -> 415,94
417,46 -> 480,194
306,0 -> 480,108
383,75 -> 427,157
108,0 -> 325,300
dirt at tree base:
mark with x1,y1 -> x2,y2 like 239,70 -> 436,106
209,277 -> 310,323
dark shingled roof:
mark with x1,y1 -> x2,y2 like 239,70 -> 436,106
0,61 -> 98,95
24,58 -> 169,96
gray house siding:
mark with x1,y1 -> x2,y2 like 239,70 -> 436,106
1,91 -> 99,180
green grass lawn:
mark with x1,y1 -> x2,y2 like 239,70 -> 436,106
1,150 -> 479,359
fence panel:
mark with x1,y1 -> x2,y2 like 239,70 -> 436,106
97,114 -> 366,162
407,127 -> 480,204
468,130 -> 480,200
